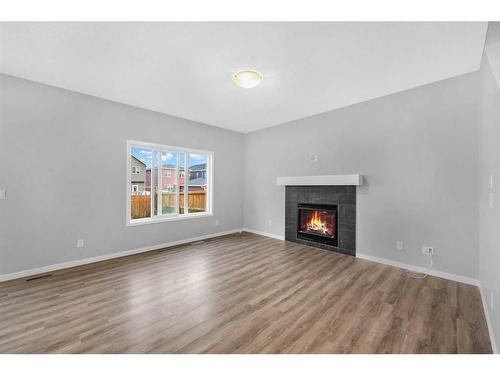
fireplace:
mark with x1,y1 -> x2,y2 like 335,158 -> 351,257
297,204 -> 337,246
285,186 -> 355,256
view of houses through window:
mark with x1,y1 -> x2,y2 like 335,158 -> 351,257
129,143 -> 211,222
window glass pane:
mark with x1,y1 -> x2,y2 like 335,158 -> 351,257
179,152 -> 186,214
152,151 -> 160,216
161,151 -> 177,214
188,153 -> 208,214
130,144 -> 211,222
130,147 -> 152,220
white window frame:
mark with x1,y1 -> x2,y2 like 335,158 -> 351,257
126,140 -> 214,226
131,184 -> 139,193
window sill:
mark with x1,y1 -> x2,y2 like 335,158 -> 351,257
127,212 -> 213,226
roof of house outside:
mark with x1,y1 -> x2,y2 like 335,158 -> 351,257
131,155 -> 147,166
189,163 -> 206,170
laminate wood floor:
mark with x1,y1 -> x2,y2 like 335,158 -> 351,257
0,232 -> 492,353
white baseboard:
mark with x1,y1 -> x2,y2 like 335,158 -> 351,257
241,228 -> 285,241
0,229 -> 243,283
241,228 -> 480,287
356,253 -> 479,286
480,284 -> 498,354
0,227 -> 481,289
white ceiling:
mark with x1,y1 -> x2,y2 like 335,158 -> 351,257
0,22 -> 488,133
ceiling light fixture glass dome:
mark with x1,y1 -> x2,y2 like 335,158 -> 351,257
232,70 -> 263,89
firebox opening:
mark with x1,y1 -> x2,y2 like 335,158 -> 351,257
297,203 -> 337,246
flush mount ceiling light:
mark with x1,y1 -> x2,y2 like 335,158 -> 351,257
232,70 -> 263,89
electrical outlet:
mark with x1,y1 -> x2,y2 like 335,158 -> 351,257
0,189 -> 5,200
396,241 -> 404,251
422,246 -> 434,255
310,153 -> 319,163
77,239 -> 84,248
268,219 -> 272,227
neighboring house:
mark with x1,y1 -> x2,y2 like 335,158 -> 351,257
161,164 -> 181,191
130,155 -> 147,195
189,163 -> 207,181
186,163 -> 208,192
145,163 -> 207,192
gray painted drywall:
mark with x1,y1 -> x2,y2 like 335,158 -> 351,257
244,71 -> 480,278
0,60 -> 492,288
478,44 -> 500,352
0,73 -> 244,275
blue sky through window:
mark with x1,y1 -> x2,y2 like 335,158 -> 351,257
131,147 -> 206,168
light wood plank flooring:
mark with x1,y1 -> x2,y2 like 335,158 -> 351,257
0,232 -> 492,353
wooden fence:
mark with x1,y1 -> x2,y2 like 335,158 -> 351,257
131,192 -> 206,219
131,195 -> 151,219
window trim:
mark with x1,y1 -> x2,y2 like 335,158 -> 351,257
126,140 -> 214,226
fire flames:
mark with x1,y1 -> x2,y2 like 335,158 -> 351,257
306,210 -> 330,235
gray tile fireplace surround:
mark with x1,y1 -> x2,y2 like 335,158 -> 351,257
285,185 -> 356,256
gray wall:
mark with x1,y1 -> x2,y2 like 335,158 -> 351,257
0,74 -> 244,275
478,44 -> 500,352
0,62 -> 492,285
244,71 -> 480,278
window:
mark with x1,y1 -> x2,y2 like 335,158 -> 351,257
188,153 -> 208,214
127,140 -> 213,225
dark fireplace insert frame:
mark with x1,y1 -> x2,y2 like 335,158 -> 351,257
297,203 -> 338,247
285,185 -> 356,256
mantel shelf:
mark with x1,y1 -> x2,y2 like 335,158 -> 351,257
276,174 -> 363,186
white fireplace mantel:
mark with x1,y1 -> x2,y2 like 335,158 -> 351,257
276,174 -> 363,186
